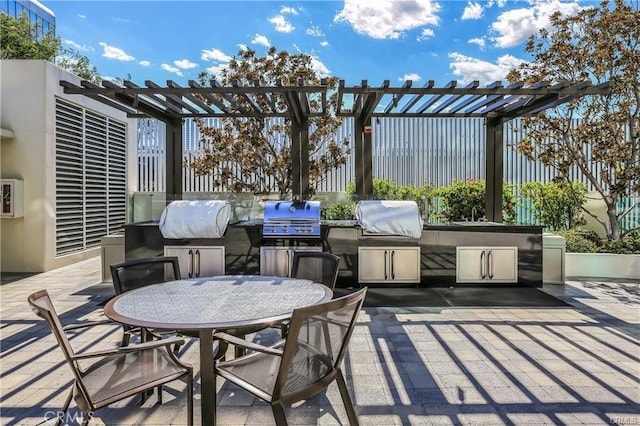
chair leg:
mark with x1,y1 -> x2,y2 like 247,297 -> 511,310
55,387 -> 74,426
271,401 -> 288,426
187,374 -> 194,426
80,414 -> 90,426
336,369 -> 359,426
121,328 -> 131,347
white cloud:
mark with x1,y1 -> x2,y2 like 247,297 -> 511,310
77,14 -> 86,19
491,0 -> 583,48
161,63 -> 183,77
201,48 -> 231,63
206,64 -> 228,78
320,41 -> 329,47
462,2 -> 484,20
280,6 -> 298,15
310,55 -> 331,77
269,15 -> 295,33
139,60 -> 151,67
64,39 -> 94,52
307,25 -> 324,37
488,0 -> 507,7
174,59 -> 198,70
448,52 -> 526,83
237,44 -> 249,51
252,34 -> 271,47
468,37 -> 486,49
99,42 -> 134,61
400,73 -> 421,82
334,0 -> 441,40
417,28 -> 435,41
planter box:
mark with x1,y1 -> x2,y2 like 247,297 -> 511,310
565,252 -> 640,280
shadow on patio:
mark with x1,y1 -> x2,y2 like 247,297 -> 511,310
1,257 -> 638,425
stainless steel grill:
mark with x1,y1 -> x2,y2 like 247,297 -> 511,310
262,200 -> 321,238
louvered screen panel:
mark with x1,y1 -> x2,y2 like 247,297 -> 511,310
84,111 -> 108,248
107,119 -> 127,233
55,98 -> 128,256
55,99 -> 85,255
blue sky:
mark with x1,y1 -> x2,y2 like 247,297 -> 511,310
46,0 -> 598,87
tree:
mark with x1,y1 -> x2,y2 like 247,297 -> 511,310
1,12 -> 59,60
187,47 -> 350,199
55,48 -> 100,83
507,0 -> 639,240
1,12 -> 100,84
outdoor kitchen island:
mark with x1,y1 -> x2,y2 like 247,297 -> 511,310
124,220 -> 543,288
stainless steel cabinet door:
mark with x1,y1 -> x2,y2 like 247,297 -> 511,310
456,246 -> 517,283
164,246 -> 225,278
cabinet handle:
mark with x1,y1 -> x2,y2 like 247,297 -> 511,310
391,250 -> 396,280
187,249 -> 194,278
487,250 -> 494,279
384,250 -> 388,280
480,250 -> 486,279
195,249 -> 201,277
286,250 -> 291,277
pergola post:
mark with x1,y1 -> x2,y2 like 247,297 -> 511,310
354,117 -> 373,199
165,118 -> 183,203
291,120 -> 301,198
485,118 -> 503,222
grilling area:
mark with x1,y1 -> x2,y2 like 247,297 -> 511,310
64,77 -> 610,290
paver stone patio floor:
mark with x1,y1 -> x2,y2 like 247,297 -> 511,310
1,257 -> 638,425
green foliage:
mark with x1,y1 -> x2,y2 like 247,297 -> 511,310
345,179 -> 433,216
521,181 -> 587,230
1,12 -> 59,60
557,229 -> 640,253
436,179 -> 517,223
55,49 -> 101,84
1,12 -> 101,83
599,232 -> 640,254
321,200 -> 356,220
557,229 -> 600,253
507,0 -> 640,240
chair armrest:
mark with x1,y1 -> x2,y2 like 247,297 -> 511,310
63,319 -> 116,331
72,337 -> 186,360
214,331 -> 284,356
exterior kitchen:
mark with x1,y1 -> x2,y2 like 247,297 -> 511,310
61,79 -> 609,290
124,198 -> 543,288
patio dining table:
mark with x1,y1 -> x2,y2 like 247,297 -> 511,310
104,274 -> 333,426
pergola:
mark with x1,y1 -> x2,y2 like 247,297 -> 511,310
61,78 -> 610,222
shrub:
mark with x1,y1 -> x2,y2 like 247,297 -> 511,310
345,179 -> 433,216
557,229 -> 600,253
521,181 -> 587,230
321,200 -> 356,220
437,178 -> 517,223
599,232 -> 640,254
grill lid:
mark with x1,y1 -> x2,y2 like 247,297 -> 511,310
263,200 -> 321,237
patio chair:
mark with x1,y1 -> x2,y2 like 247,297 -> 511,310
291,251 -> 341,290
213,287 -> 367,426
28,289 -> 193,426
276,251 -> 342,338
110,256 -> 184,347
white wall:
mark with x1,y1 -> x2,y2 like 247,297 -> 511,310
0,60 -> 136,272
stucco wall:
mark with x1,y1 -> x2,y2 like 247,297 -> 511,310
0,60 -> 136,272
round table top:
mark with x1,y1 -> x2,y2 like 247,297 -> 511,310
104,275 -> 333,330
